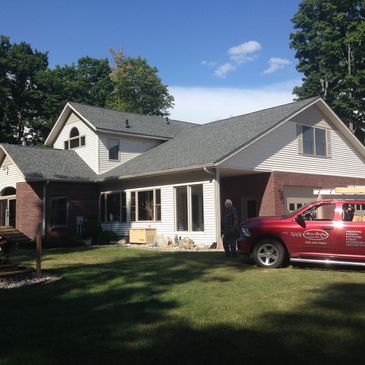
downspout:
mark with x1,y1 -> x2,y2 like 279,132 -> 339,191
42,180 -> 50,237
214,168 -> 221,245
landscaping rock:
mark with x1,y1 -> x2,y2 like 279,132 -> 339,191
179,237 -> 195,249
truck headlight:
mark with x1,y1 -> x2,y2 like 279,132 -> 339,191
240,227 -> 251,237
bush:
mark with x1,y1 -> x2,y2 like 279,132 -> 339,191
96,230 -> 119,245
82,218 -> 102,243
42,231 -> 85,248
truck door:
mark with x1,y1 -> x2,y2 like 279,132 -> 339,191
336,201 -> 365,260
289,202 -> 338,258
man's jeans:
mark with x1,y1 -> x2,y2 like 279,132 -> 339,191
223,232 -> 238,256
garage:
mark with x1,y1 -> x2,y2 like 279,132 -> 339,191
283,186 -> 317,214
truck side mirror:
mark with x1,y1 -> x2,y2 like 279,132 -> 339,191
295,214 -> 305,227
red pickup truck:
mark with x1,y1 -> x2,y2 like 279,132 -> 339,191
237,199 -> 365,268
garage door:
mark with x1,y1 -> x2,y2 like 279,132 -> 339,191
283,186 -> 317,214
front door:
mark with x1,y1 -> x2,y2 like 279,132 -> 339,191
8,199 -> 16,227
0,198 -> 16,226
0,200 -> 6,226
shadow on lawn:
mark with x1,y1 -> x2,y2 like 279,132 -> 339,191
2,249 -> 365,364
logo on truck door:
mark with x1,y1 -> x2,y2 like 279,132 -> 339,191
303,229 -> 329,241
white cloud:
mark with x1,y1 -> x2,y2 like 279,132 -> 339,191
214,40 -> 262,78
214,62 -> 236,78
264,57 -> 291,74
168,79 -> 300,124
201,60 -> 217,67
228,40 -> 262,56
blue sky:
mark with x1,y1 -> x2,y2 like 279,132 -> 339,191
1,0 -> 303,123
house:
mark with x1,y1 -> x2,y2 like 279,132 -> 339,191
1,96 -> 365,245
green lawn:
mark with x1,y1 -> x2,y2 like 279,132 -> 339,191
2,247 -> 365,364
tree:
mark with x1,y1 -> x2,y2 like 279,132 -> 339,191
0,36 -> 48,144
37,57 -> 113,141
0,37 -> 10,140
290,0 -> 365,139
107,49 -> 174,116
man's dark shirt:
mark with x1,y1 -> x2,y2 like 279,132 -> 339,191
222,207 -> 238,234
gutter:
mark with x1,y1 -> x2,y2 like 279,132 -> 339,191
96,163 -> 216,182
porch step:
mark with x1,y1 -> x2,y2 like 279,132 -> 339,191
0,226 -> 31,244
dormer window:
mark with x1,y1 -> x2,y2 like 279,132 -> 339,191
64,127 -> 86,149
108,138 -> 119,160
297,124 -> 331,158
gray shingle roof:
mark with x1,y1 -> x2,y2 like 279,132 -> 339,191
69,102 -> 197,139
0,144 -> 96,182
99,97 -> 320,180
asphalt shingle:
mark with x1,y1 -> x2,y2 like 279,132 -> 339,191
69,102 -> 197,139
99,97 -> 319,180
0,144 -> 96,182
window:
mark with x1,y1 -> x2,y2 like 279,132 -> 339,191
107,194 -> 120,221
191,185 -> 204,231
64,127 -> 86,149
131,192 -> 136,222
176,186 -> 188,231
50,195 -> 68,227
100,192 -> 127,222
302,203 -> 336,221
175,184 -> 204,232
130,189 -> 161,222
300,125 -> 329,157
108,139 -> 119,160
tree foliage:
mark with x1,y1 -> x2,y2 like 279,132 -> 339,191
290,0 -> 365,139
107,49 -> 174,116
0,38 -> 175,144
0,35 -> 48,143
37,57 -> 113,141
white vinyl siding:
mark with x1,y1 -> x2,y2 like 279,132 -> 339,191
221,105 -> 365,178
100,173 -> 216,246
53,113 -> 99,173
98,133 -> 161,174
0,159 -> 25,191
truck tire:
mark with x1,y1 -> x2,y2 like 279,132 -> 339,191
253,239 -> 286,268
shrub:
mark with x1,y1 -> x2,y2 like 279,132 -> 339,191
82,218 -> 102,243
96,230 -> 119,245
42,231 -> 85,248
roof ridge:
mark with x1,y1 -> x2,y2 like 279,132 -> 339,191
203,96 -> 320,126
68,101 -> 196,126
0,143 -> 71,152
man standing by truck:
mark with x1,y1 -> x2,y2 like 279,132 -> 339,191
222,199 -> 239,257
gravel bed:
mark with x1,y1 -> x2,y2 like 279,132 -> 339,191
0,272 -> 57,289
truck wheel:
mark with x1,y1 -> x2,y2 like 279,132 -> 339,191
253,239 -> 285,268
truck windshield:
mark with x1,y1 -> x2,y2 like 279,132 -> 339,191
287,202 -> 312,217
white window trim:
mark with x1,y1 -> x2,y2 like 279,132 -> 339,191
298,124 -> 331,158
50,195 -> 68,228
131,188 -> 161,223
64,135 -> 86,150
108,138 -> 120,161
174,184 -> 204,232
100,191 -> 127,223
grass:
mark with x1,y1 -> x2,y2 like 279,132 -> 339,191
2,247 -> 365,364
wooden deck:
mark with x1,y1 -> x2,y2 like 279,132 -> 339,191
0,226 -> 31,244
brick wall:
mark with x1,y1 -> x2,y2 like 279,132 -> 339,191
46,182 -> 99,237
221,171 -> 365,220
272,171 -> 365,216
15,181 -> 99,239
16,182 -> 44,240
